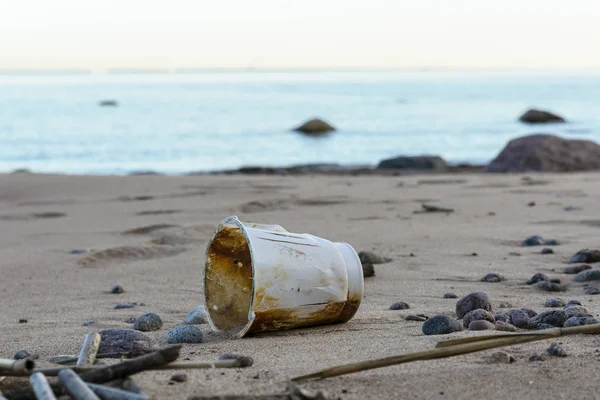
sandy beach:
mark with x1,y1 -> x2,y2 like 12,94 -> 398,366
2,171 -> 600,399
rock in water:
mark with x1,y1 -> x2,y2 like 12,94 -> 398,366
389,301 -> 410,310
362,263 -> 375,278
133,313 -> 163,332
165,325 -> 203,344
377,155 -> 448,171
573,269 -> 600,282
527,310 -> 568,329
569,249 -> 600,264
456,291 -> 492,319
463,309 -> 495,328
487,134 -> 600,173
518,109 -> 565,124
358,251 -> 389,264
546,343 -> 567,357
422,315 -> 463,335
544,298 -> 566,308
293,118 -> 335,135
184,305 -> 208,325
468,320 -> 495,331
98,329 -> 157,356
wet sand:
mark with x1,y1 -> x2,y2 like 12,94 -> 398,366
1,172 -> 600,399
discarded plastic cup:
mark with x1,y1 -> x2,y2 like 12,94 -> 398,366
202,216 -> 364,337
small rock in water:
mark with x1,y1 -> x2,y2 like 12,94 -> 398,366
13,350 -> 31,360
563,264 -> 592,274
541,248 -> 554,254
534,281 -> 567,292
99,328 -> 157,356
489,351 -> 516,364
170,373 -> 188,383
573,269 -> 600,282
362,263 -> 375,278
389,301 -> 410,310
508,309 -> 534,328
184,305 -> 208,325
115,303 -> 136,309
527,310 -> 568,329
124,317 -> 137,323
481,273 -> 505,283
165,325 -> 203,344
218,353 -> 254,367
522,235 -> 545,246
569,249 -> 600,264
498,301 -> 513,309
547,343 -> 567,357
111,284 -> 125,294
529,354 -> 546,362
463,309 -> 495,328
567,300 -> 582,306
134,313 -> 163,332
527,273 -> 549,285
544,298 -> 566,308
495,321 -> 518,332
358,251 -> 390,264
456,291 -> 492,319
443,293 -> 458,299
564,316 -> 599,327
584,286 -> 600,295
494,313 -> 510,323
422,315 -> 463,335
468,320 -> 495,331
82,320 -> 97,327
405,314 -> 427,322
563,305 -> 591,318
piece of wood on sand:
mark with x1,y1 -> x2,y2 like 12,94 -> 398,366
87,383 -> 149,400
58,369 -> 100,400
29,372 -> 57,400
76,333 -> 102,367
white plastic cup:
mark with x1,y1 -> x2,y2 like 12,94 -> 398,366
202,216 -> 364,337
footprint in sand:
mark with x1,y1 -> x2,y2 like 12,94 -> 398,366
120,224 -> 179,235
76,246 -> 186,266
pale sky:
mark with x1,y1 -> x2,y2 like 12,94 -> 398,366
1,0 -> 599,70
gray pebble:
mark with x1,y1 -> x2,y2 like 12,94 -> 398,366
563,264 -> 592,275
111,284 -> 125,294
564,316 -> 600,327
522,308 -> 538,317
541,248 -> 554,254
456,291 -> 492,319
170,373 -> 187,383
534,281 -> 567,292
563,305 -> 592,318
481,273 -> 505,283
547,343 -> 567,357
165,325 -> 203,344
443,293 -> 458,299
115,303 -> 136,309
527,310 -> 568,329
422,315 -> 463,335
99,328 -> 157,356
544,298 -> 566,308
468,320 -> 495,331
535,323 -> 556,330
522,235 -> 544,246
527,273 -> 548,285
13,350 -> 31,360
134,312 -> 163,332
567,300 -> 582,306
573,269 -> 600,283
405,314 -> 428,322
362,263 -> 375,278
495,321 -> 518,332
584,286 -> 600,295
507,309 -> 533,329
494,313 -> 510,323
569,249 -> 600,264
463,309 -> 495,328
389,302 -> 410,310
489,351 -> 516,363
184,305 -> 208,325
218,353 -> 254,367
358,251 -> 390,264
82,320 -> 97,327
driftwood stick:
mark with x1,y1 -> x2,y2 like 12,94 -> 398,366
87,383 -> 149,400
58,369 -> 100,400
29,372 -> 57,400
76,333 -> 102,367
0,359 -> 35,376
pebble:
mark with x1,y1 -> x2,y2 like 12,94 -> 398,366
564,316 -> 599,327
170,373 -> 188,383
498,301 -> 513,309
111,284 -> 125,294
18,319 -> 28,323
82,320 -> 97,327
533,281 -> 566,292
527,310 -> 568,329
468,320 -> 495,331
544,298 -> 566,308
567,300 -> 582,306
463,309 -> 495,328
405,314 -> 427,322
456,291 -> 492,319
541,248 -> 554,254
489,351 -> 516,363
362,263 -> 375,278
522,235 -> 545,246
218,353 -> 254,367
569,249 -> 600,264
547,343 -> 567,357
124,317 -> 137,323
494,313 -> 510,323
481,273 -> 505,283
535,323 -> 556,330
98,328 -> 157,356
573,269 -> 600,282
184,305 -> 208,325
495,321 -> 518,332
563,305 -> 592,318
527,273 -> 548,285
134,313 -> 163,332
507,309 -> 534,329
544,239 -> 560,246
443,293 -> 458,299
115,303 -> 136,309
358,251 -> 390,264
389,302 -> 410,310
528,201 -> 536,207
422,315 -> 463,335
165,325 -> 203,344
529,354 -> 546,362
584,286 -> 600,295
13,350 -> 31,360
563,264 -> 592,275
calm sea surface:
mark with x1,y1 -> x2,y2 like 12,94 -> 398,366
1,70 -> 599,174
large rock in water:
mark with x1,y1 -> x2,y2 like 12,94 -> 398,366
293,118 -> 335,135
519,109 -> 565,124
377,155 -> 448,171
487,134 -> 600,173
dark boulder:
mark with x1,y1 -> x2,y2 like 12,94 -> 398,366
377,155 -> 448,171
519,109 -> 565,124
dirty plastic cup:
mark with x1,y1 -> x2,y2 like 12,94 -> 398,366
202,216 -> 364,337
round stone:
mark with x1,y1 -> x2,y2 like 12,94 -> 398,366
527,310 -> 568,329
547,343 -> 567,357
468,320 -> 495,331
98,328 -> 157,356
564,316 -> 599,327
544,298 -> 566,308
133,313 -> 163,332
463,309 -> 495,328
422,315 -> 463,336
495,321 -> 518,332
184,306 -> 208,325
456,291 -> 492,319
389,302 -> 410,310
527,273 -> 548,285
165,325 -> 203,344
